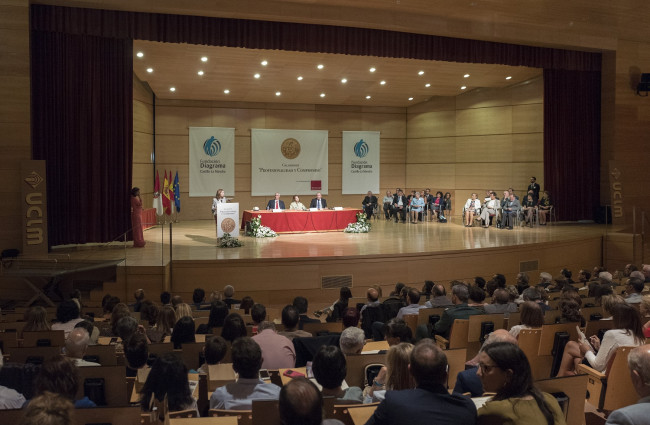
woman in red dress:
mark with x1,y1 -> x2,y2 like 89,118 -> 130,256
131,187 -> 146,248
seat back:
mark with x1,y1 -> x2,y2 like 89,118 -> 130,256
517,328 -> 544,380
76,365 -> 128,407
84,344 -> 118,366
301,321 -> 342,335
445,348 -> 467,389
207,363 -> 237,391
538,323 -> 579,356
402,314 -> 418,336
209,409 -> 253,425
180,342 -> 205,371
344,352 -> 387,388
447,319 -> 469,349
22,330 -> 65,347
251,399 -> 280,425
506,312 -> 521,330
602,346 -> 638,411
417,307 -> 447,326
467,314 -> 505,343
584,319 -> 615,338
360,305 -> 385,339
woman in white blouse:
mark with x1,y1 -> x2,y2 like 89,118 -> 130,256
289,195 -> 307,211
509,301 -> 544,339
557,303 -> 645,376
211,189 -> 227,235
463,193 -> 481,227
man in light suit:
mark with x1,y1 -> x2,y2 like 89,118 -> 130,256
606,344 -> 650,425
309,193 -> 327,209
365,339 -> 477,425
266,192 -> 285,210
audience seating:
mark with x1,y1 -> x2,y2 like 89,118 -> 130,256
505,312 -> 521,330
180,342 -> 205,371
536,372 -> 588,425
293,334 -> 341,367
168,409 -> 199,419
171,417 -> 237,425
402,314 -> 418,336
0,321 -> 26,333
467,314 -> 505,357
76,365 -> 128,406
209,409 -> 253,425
435,319 -> 468,350
301,321 -> 343,335
577,346 -> 639,412
344,352 -> 387,388
207,363 -> 237,391
518,323 -> 579,380
84,344 -> 118,366
417,307 -> 446,326
251,399 -> 280,425
445,348 -> 467,390
5,345 -> 62,364
22,330 -> 65,347
583,318 -> 615,338
0,331 -> 19,352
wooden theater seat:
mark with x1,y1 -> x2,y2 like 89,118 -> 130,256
22,330 -> 65,347
535,374 -> 588,425
301,321 -> 343,334
417,307 -> 446,326
402,314 -> 418,336
344,352 -> 387,388
76,365 -> 128,406
251,399 -> 280,425
435,319 -> 468,350
209,409 -> 253,425
445,348 -> 467,389
171,418 -> 237,425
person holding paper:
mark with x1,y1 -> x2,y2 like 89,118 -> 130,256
211,188 -> 227,236
266,192 -> 285,210
310,193 -> 327,209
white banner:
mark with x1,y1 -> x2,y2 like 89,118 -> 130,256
217,203 -> 239,238
189,127 -> 235,197
342,131 -> 380,194
251,129 -> 328,196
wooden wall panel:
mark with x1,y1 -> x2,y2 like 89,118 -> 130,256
454,135 -> 512,163
406,110 -> 456,138
380,138 -> 407,164
406,164 -> 456,189
264,108 -> 316,129
406,137 -> 457,163
455,106 -> 512,136
512,133 -> 543,164
510,77 -> 544,105
155,106 -> 212,135
512,103 -> 543,133
455,87 -> 511,110
314,110 -> 363,133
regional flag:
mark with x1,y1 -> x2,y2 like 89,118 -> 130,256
162,170 -> 171,215
168,170 -> 175,204
153,170 -> 163,216
173,171 -> 181,213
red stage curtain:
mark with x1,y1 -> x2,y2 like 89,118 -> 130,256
543,69 -> 601,221
31,31 -> 133,245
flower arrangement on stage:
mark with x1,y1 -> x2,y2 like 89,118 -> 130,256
218,233 -> 242,248
248,215 -> 278,238
344,212 -> 371,233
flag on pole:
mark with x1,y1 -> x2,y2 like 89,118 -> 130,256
173,171 -> 181,213
168,169 -> 175,205
162,170 -> 171,215
153,170 -> 163,216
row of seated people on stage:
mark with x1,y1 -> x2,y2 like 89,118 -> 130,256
463,187 -> 553,229
265,192 -> 329,211
365,188 -> 452,223
1,263 -> 649,421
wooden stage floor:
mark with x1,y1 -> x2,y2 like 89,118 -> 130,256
53,217 -> 612,267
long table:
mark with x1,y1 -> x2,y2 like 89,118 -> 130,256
240,208 -> 362,233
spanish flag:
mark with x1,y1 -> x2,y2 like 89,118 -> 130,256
162,170 -> 171,215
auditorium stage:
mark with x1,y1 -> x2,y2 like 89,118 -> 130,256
50,217 -> 612,306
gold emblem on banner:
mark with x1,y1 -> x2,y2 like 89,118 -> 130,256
281,138 -> 301,159
221,218 -> 237,233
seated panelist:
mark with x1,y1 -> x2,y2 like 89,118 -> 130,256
289,195 -> 307,211
310,193 -> 327,209
266,193 -> 285,210
362,191 -> 378,219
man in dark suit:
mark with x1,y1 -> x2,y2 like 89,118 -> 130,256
366,339 -> 477,425
266,192 -> 285,210
433,284 -> 482,339
527,176 -> 540,199
309,193 -> 327,209
293,296 -> 319,330
362,191 -> 378,219
392,190 -> 408,223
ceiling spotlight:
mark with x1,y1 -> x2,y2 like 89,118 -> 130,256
369,67 -> 376,73
317,64 -> 324,70
464,74 -> 470,78
169,87 -> 176,92
197,71 -> 204,76
297,76 -> 303,81
461,86 -> 467,90
320,93 -> 326,98
418,70 -> 424,75
223,89 -> 230,94
380,81 -> 386,85
275,91 -> 281,96
201,56 -> 208,62
261,60 -> 268,66
341,78 -> 347,84
146,68 -> 153,73
505,76 -> 512,80
408,97 -> 414,101
136,52 -> 144,58
425,83 -> 431,87
254,73 -> 261,79
366,95 -> 371,99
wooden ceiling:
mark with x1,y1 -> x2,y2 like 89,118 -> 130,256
133,40 -> 541,107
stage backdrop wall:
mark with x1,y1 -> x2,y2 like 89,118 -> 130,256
342,131 -> 380,194
189,127 -> 235,197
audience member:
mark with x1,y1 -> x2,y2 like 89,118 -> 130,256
341,307 -> 360,329
139,300 -> 158,328
279,305 -> 312,340
160,291 -> 171,305
433,284 -> 482,338
339,327 -> 365,355
209,337 -> 281,409
324,287 -> 352,323
252,321 -> 296,369
22,306 -> 51,333
197,301 -> 228,334
484,288 -> 517,316
221,313 -> 247,343
20,392 -> 74,425
640,297 -> 650,338
293,296 -> 319,328
625,277 -> 645,304
171,295 -> 183,308
509,301 -> 544,339
605,344 -> 650,425
360,288 -> 384,338
383,319 -> 413,345
424,284 -> 453,308
250,303 -> 267,326
124,333 -> 149,375
198,335 -> 228,374
132,289 -> 145,312
396,288 -> 424,319
102,296 -> 120,320
223,285 -> 241,308
239,296 -> 255,314
51,300 -> 84,338
0,349 -> 26,409
175,303 -> 193,322
365,342 -> 415,403
477,342 -> 565,424
140,352 -> 198,415
148,305 -> 175,343
422,280 -> 434,300
64,328 -> 99,367
468,285 -> 487,311
279,377 -> 345,425
74,320 -> 99,345
312,345 -> 363,403
192,288 -> 207,310
365,339 -> 476,425
35,355 -> 96,408
171,316 -> 196,349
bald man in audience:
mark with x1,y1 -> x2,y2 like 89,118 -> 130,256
279,378 -> 344,425
360,287 -> 385,338
606,344 -> 650,425
65,328 -> 100,367
424,284 -> 453,308
453,330 -> 517,397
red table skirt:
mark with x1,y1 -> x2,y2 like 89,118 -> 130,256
241,209 -> 362,233
142,208 -> 157,230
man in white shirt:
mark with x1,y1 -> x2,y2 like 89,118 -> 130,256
396,289 -> 425,319
0,350 -> 27,409
65,328 -> 100,367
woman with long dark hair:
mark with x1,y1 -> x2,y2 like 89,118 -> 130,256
130,187 -> 146,248
139,352 -> 197,415
477,342 -> 566,425
171,316 -> 196,349
196,301 -> 229,334
221,313 -> 247,343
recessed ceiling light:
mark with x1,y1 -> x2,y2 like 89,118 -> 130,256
317,64 -> 324,70
320,93 -> 326,98
261,60 -> 268,66
197,71 -> 204,76
461,86 -> 467,90
341,78 -> 347,84
201,57 -> 208,62
169,87 -> 176,92
365,95 -> 371,99
505,76 -> 512,80
425,83 -> 431,87
380,81 -> 386,85
418,70 -> 424,75
297,76 -> 303,81
369,67 -> 376,73
464,74 -> 470,78
275,91 -> 281,96
224,89 -> 230,94
136,52 -> 144,58
146,68 -> 153,73
254,73 -> 261,79
408,97 -> 414,101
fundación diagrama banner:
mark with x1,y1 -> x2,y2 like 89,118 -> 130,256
251,129 -> 328,196
189,127 -> 235,197
342,131 -> 380,194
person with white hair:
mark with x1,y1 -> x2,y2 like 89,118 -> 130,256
605,344 -> 650,425
339,327 -> 365,355
64,328 -> 100,367
538,272 -> 552,287
223,284 -> 241,308
0,349 -> 27,409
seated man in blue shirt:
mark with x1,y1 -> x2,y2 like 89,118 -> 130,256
209,337 -> 281,410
